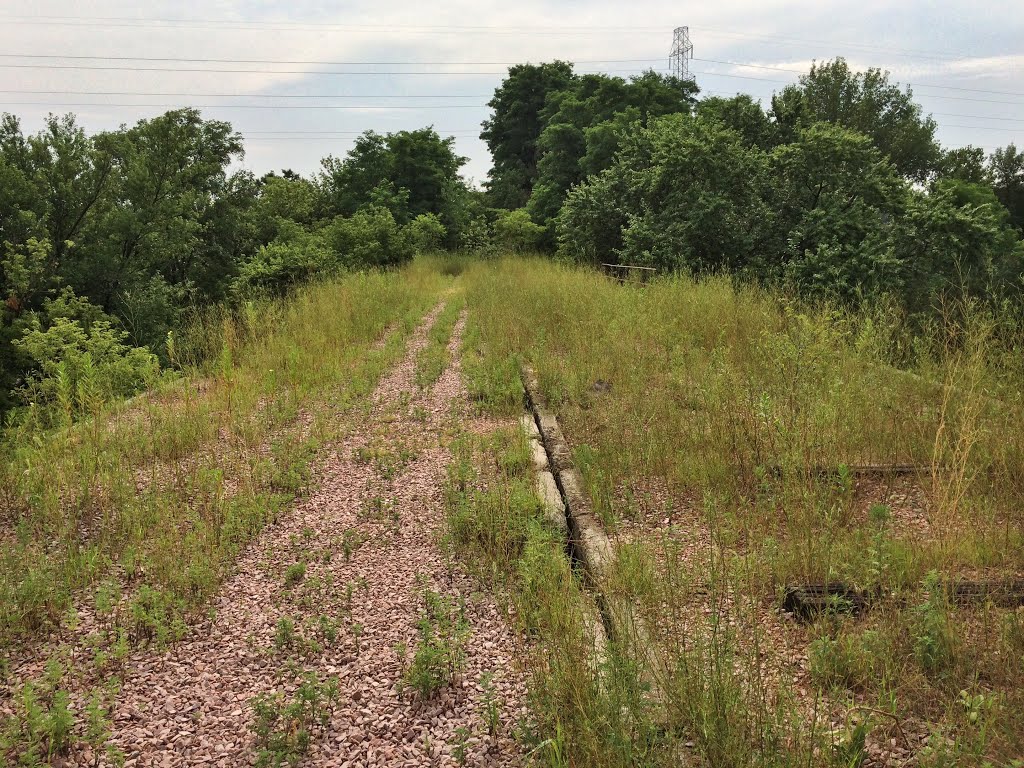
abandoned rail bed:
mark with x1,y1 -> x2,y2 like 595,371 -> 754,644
2,258 -> 1022,768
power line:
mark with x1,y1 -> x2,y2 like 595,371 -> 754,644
0,53 -> 664,66
0,62 -> 651,76
0,101 -> 490,110
932,113 -> 1024,123
942,124 -> 1023,133
0,50 -> 1018,102
0,90 -> 493,99
2,95 -> 1018,125
694,56 -> 1024,98
0,14 -> 999,64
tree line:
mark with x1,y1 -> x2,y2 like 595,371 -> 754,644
483,58 -> 1024,314
0,112 -> 474,419
2,56 -> 1023,421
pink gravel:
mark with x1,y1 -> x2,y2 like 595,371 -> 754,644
5,302 -> 529,767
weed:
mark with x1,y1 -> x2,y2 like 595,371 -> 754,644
0,669 -> 75,764
128,585 -> 186,646
833,716 -> 870,768
480,672 -> 501,738
404,588 -> 470,699
316,615 -> 339,647
913,571 -> 957,675
452,726 -> 471,765
250,672 -> 339,767
341,529 -> 364,562
283,562 -> 306,588
0,266 -> 446,648
274,617 -> 297,651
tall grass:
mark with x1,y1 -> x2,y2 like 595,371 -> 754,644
460,257 -> 1024,765
0,265 -> 447,649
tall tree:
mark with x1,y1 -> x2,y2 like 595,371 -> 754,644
480,61 -> 576,209
937,145 -> 989,185
529,71 -> 698,235
696,94 -> 778,149
771,58 -> 940,181
318,128 -> 467,245
989,144 -> 1024,232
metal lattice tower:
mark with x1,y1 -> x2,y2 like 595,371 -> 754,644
669,26 -> 693,80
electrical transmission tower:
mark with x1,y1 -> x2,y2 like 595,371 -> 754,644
669,26 -> 693,80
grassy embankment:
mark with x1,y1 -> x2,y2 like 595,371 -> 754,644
0,264 -> 449,652
449,256 -> 1024,767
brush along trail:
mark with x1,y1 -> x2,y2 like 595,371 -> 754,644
86,301 -> 525,766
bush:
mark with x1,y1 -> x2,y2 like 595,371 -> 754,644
407,213 -> 447,253
233,221 -> 337,297
14,293 -> 160,425
323,206 -> 414,268
492,209 -> 545,253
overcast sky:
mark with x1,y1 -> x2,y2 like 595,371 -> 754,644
0,1 -> 1021,183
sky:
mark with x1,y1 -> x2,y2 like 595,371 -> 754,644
0,1 -> 1021,184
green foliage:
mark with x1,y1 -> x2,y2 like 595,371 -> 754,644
322,206 -> 414,269
697,94 -> 778,149
14,291 -> 160,426
913,571 -> 957,674
407,212 -> 447,253
492,209 -> 545,253
283,562 -> 306,588
481,61 -> 577,209
318,127 -> 469,247
403,587 -> 470,699
128,584 -> 186,646
989,143 -> 1024,231
250,673 -> 339,767
233,222 -> 337,297
559,113 -> 767,271
0,666 -> 76,764
770,58 -> 940,181
527,70 -> 699,235
556,86 -> 1023,315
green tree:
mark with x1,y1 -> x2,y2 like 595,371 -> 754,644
558,114 -> 767,272
768,122 -> 907,297
318,128 -> 467,245
528,71 -> 698,240
696,94 -> 778,149
771,58 -> 940,181
480,61 -> 577,209
891,180 -> 1024,313
71,109 -> 243,349
989,144 -> 1024,232
937,146 -> 989,185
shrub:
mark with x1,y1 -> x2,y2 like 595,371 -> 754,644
14,294 -> 159,425
233,222 -> 337,297
323,206 -> 414,268
407,213 -> 447,253
492,209 -> 545,253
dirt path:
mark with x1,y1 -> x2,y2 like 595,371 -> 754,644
102,302 -> 527,767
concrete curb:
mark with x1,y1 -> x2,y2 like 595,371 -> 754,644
520,364 -> 666,711
520,367 -> 615,588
